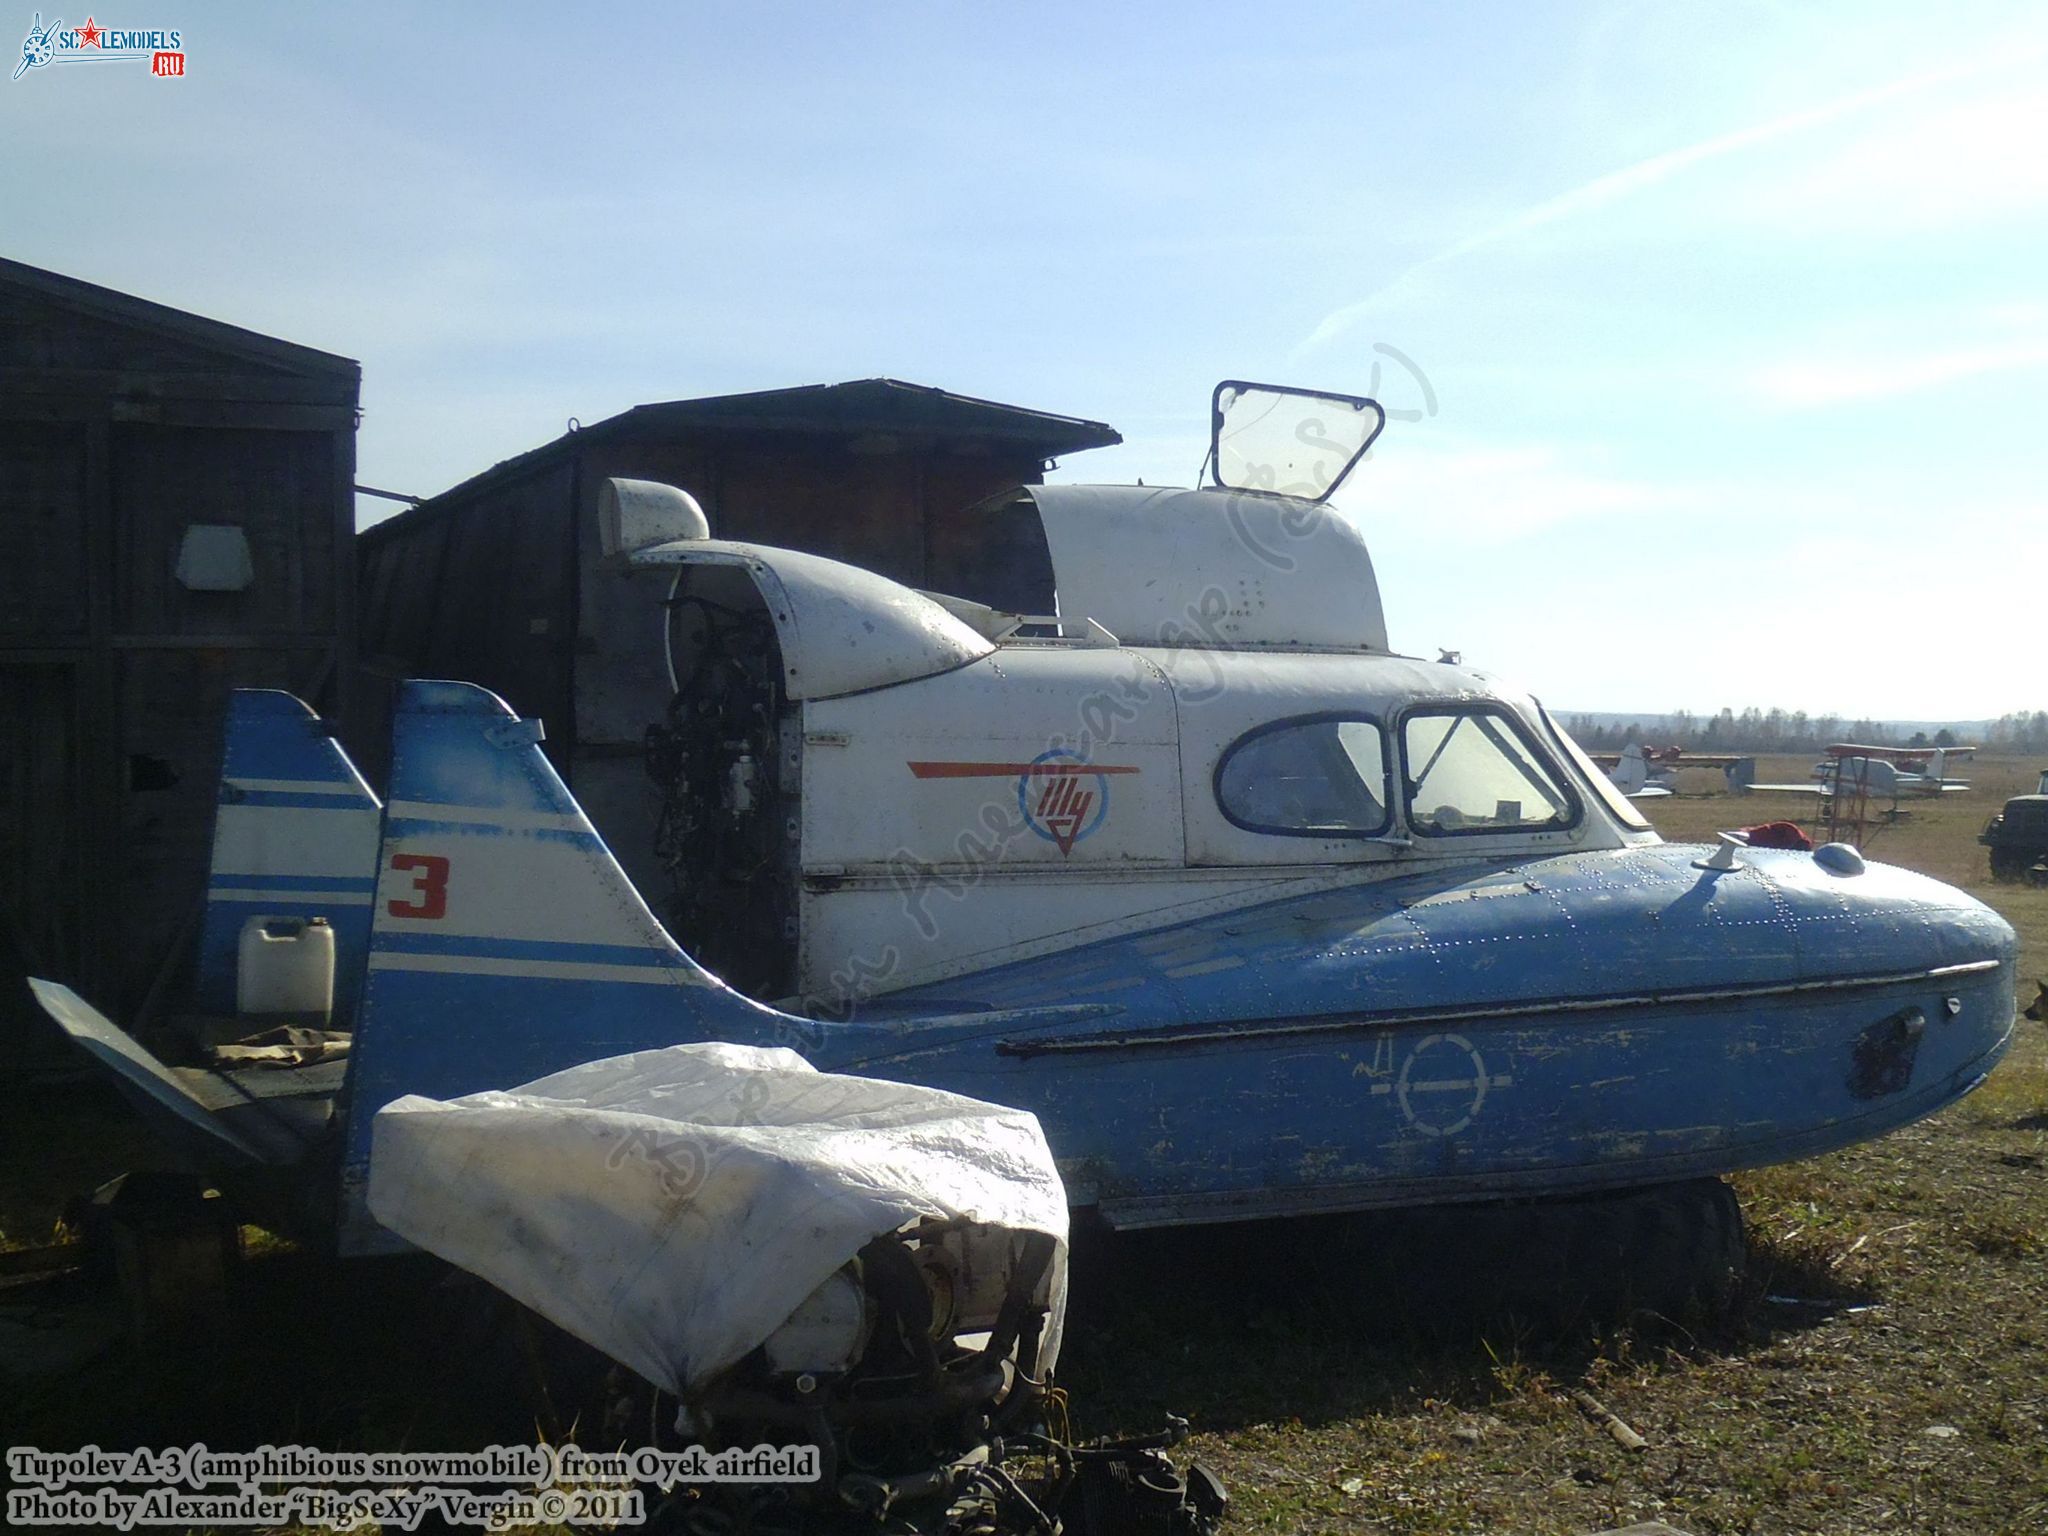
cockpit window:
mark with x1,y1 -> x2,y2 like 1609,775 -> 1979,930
1400,709 -> 1577,836
1216,716 -> 1392,837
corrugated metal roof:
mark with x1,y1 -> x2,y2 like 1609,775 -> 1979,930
359,378 -> 1120,544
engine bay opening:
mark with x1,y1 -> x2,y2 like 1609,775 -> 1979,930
644,563 -> 797,999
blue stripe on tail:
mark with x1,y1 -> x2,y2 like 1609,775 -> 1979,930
338,680 -> 795,1253
196,690 -> 382,1021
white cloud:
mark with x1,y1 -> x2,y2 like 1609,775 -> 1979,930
1340,434 -> 1704,543
1295,40 -> 2047,358
1754,339 -> 2048,407
1735,90 -> 2048,235
1751,300 -> 2048,407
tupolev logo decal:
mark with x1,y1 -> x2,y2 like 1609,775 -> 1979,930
907,751 -> 1138,856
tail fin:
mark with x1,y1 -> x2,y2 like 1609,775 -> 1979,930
339,680 -> 789,1251
197,690 -> 381,1021
1725,757 -> 1756,794
1610,744 -> 1648,795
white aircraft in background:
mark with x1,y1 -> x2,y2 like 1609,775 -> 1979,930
1600,744 -> 1752,800
1737,745 -> 1974,800
1606,743 -> 1675,799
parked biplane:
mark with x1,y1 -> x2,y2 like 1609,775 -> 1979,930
1737,744 -> 1974,800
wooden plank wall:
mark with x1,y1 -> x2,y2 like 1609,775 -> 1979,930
0,278 -> 357,1055
352,457 -> 576,787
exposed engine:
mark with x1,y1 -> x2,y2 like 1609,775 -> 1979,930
644,565 -> 797,997
644,1222 -> 1225,1536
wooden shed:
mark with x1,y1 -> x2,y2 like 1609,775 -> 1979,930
0,259 -> 359,1064
352,378 -> 1118,907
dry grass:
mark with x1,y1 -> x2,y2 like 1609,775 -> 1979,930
4,758 -> 2047,1533
1114,755 -> 2048,1534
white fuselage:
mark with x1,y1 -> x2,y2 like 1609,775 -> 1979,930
612,483 -> 1657,1006
792,644 -> 1650,1004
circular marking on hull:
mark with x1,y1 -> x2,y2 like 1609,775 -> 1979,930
1017,747 -> 1111,855
1395,1032 -> 1491,1137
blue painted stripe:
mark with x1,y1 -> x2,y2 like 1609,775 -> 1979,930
379,820 -> 605,851
370,931 -> 677,967
225,789 -> 374,810
209,873 -> 377,892
208,894 -> 365,907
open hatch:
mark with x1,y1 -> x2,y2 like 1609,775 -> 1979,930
1208,380 -> 1385,500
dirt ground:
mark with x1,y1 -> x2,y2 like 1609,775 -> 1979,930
3,755 -> 2045,1535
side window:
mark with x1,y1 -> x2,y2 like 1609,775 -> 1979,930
1217,717 -> 1391,836
1400,710 -> 1577,835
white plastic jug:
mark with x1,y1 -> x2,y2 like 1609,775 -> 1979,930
236,916 -> 336,1022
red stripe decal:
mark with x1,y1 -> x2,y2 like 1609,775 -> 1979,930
908,761 -> 1141,778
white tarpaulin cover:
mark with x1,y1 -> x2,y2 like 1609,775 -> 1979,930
367,1042 -> 1069,1396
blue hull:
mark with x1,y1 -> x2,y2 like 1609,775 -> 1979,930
330,840 -> 2015,1236
826,844 -> 2018,1224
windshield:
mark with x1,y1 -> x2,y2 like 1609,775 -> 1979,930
1401,709 -> 1576,835
1537,704 -> 1653,832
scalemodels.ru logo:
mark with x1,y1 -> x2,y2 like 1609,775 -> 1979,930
13,11 -> 185,80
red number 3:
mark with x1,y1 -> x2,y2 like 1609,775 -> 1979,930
387,853 -> 450,919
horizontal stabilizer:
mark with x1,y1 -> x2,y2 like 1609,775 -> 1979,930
1608,743 -> 1673,799
30,979 -> 268,1165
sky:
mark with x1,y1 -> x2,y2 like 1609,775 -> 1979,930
4,1 -> 2045,719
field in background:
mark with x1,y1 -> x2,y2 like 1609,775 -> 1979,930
1129,753 -> 2048,1534
3,758 -> 2045,1534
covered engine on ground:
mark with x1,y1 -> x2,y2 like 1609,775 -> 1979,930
366,1041 -> 1225,1535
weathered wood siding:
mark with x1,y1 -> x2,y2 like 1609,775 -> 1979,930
354,457 -> 576,787
0,261 -> 359,1060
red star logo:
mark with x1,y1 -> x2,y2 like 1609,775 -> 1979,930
76,18 -> 103,47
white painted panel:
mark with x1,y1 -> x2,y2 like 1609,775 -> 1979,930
213,803 -> 380,881
375,824 -> 690,957
799,647 -> 1182,872
1024,484 -> 1388,652
630,539 -> 993,701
